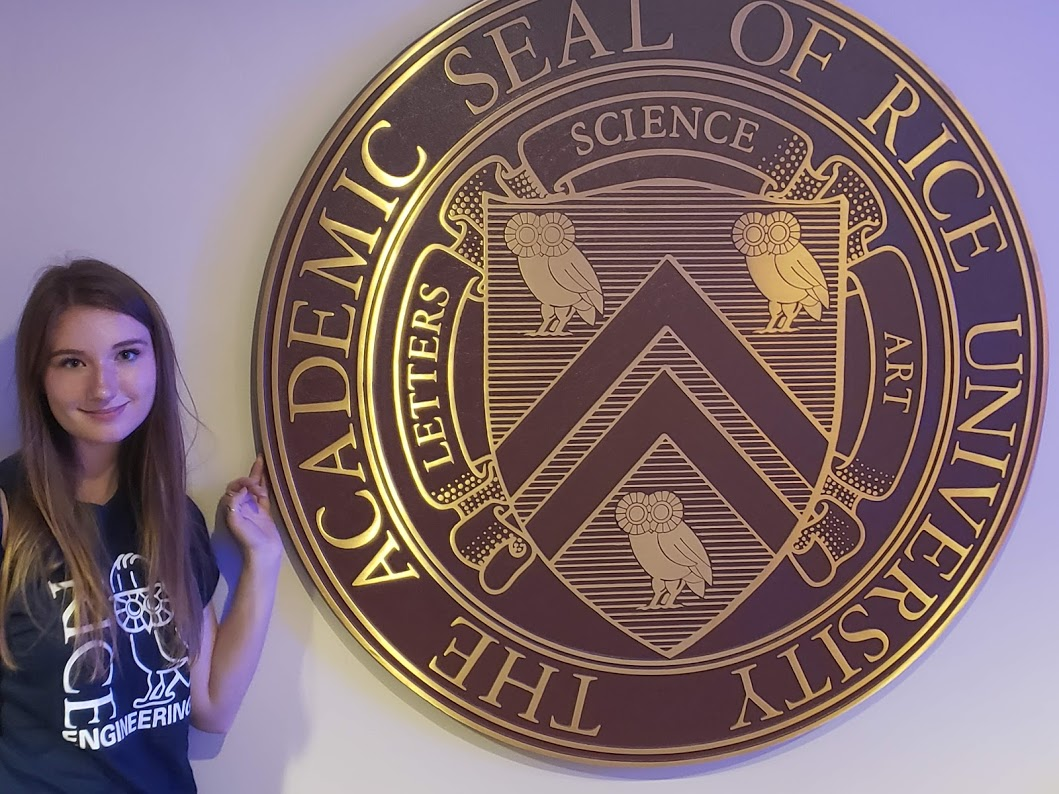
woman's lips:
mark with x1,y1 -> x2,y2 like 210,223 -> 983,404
82,403 -> 128,421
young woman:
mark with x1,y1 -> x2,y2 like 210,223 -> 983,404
0,259 -> 282,792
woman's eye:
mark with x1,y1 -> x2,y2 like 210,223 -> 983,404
58,357 -> 84,369
118,348 -> 141,362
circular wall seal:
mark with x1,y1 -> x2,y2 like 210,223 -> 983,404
255,0 -> 1045,764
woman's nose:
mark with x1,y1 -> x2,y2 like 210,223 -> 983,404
90,364 -> 117,401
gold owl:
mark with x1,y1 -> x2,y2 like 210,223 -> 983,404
505,211 -> 604,336
732,210 -> 829,333
616,491 -> 713,610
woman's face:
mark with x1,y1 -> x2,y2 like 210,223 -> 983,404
43,306 -> 157,460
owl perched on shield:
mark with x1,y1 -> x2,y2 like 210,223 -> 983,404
616,491 -> 713,610
732,210 -> 830,333
504,211 -> 604,336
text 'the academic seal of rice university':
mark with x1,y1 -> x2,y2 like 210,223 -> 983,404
255,0 -> 1045,765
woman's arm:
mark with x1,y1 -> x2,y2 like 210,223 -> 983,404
189,456 -> 282,734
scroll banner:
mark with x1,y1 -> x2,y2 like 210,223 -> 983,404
401,104 -> 923,597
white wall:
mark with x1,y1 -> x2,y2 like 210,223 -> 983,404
1,1 -> 1054,791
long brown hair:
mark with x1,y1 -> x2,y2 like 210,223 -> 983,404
0,259 -> 203,675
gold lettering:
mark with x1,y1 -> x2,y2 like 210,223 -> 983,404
730,1 -> 794,67
571,120 -> 594,155
859,74 -> 920,156
408,395 -> 441,422
429,617 -> 498,690
642,105 -> 667,139
595,111 -> 624,147
482,17 -> 552,94
923,160 -> 985,222
625,0 -> 674,52
332,168 -> 398,221
444,46 -> 500,116
670,105 -> 702,139
287,357 -> 351,421
866,560 -> 936,621
362,119 -> 428,190
777,643 -> 832,710
882,332 -> 916,413
351,531 -> 419,586
837,604 -> 888,663
424,443 -> 455,472
957,380 -> 1022,445
479,648 -> 560,724
286,301 -> 356,357
904,514 -> 972,582
420,282 -> 449,307
964,317 -> 1024,375
301,209 -> 377,294
731,118 -> 759,153
316,490 -> 382,551
413,418 -> 447,447
780,18 -> 846,82
882,389 -> 913,413
406,364 -> 437,389
941,206 -> 1009,273
950,442 -> 1010,478
549,674 -> 602,737
558,0 -> 614,68
411,307 -> 445,335
899,125 -> 957,179
730,664 -> 783,730
812,624 -> 861,683
298,424 -> 365,480
407,334 -> 439,362
884,332 -> 912,356
884,362 -> 914,387
939,485 -> 999,538
705,110 -> 731,144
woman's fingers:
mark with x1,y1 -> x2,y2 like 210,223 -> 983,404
223,456 -> 273,523
226,476 -> 268,495
248,455 -> 265,485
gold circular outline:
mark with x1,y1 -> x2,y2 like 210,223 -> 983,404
260,17 -> 1037,766
254,0 -> 1047,765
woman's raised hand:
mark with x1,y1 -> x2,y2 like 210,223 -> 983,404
222,455 -> 282,564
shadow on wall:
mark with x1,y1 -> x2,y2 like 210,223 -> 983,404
0,332 -> 18,456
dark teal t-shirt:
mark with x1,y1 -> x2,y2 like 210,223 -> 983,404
0,455 -> 219,794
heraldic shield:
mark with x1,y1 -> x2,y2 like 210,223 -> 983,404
481,183 -> 854,658
415,122 -> 916,661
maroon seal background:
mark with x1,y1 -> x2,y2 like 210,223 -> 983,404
255,0 -> 1044,763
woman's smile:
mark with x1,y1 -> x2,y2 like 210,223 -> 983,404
82,402 -> 130,421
